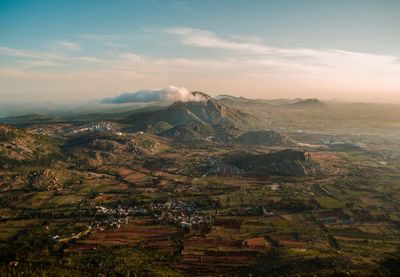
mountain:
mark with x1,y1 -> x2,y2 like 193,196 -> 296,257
0,124 -> 62,168
122,91 -> 256,136
64,130 -> 168,168
0,114 -> 64,126
236,130 -> 295,146
287,98 -> 325,108
226,149 -> 321,176
217,95 -> 325,108
159,121 -> 242,144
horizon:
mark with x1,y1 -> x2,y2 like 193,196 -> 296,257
2,2 -> 400,274
1,0 -> 400,104
2,90 -> 400,119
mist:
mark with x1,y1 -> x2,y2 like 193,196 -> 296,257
100,85 -> 206,104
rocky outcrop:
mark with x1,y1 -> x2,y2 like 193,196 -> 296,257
28,169 -> 62,191
0,124 -> 61,168
226,149 -> 321,176
236,130 -> 295,146
123,91 -> 256,133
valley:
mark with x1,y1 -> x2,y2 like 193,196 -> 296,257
1,93 -> 400,276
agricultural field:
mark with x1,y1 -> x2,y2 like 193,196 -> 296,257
1,98 -> 400,276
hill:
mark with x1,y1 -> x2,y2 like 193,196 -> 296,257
287,98 -> 325,108
64,130 -> 169,168
0,124 -> 62,168
236,130 -> 295,146
159,121 -> 241,144
226,149 -> 321,176
0,114 -> 64,126
124,91 -> 254,129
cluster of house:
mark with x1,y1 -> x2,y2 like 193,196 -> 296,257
93,205 -> 147,229
59,121 -> 119,136
320,139 -> 366,149
151,200 -> 214,229
316,209 -> 354,225
93,200 -> 213,230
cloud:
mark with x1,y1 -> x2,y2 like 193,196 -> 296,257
165,27 -> 270,54
54,41 -> 80,51
74,33 -> 128,41
73,33 -> 130,48
1,27 -> 400,103
164,27 -> 400,72
101,85 -> 205,104
0,46 -> 71,61
0,45 -> 108,67
0,46 -> 63,60
16,60 -> 63,68
74,56 -> 107,63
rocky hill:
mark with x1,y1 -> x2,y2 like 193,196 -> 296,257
64,131 -> 168,168
287,98 -> 325,108
0,124 -> 62,168
226,149 -> 321,176
123,91 -> 256,133
159,121 -> 242,144
236,130 -> 295,146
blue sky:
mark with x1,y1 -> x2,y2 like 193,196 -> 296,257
1,0 -> 400,103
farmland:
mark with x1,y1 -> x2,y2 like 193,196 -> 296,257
1,99 -> 400,276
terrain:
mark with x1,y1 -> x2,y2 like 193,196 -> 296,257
0,92 -> 400,276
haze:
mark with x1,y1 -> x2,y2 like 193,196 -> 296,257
1,0 -> 400,105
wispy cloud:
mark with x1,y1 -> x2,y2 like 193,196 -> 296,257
54,41 -> 81,51
101,85 -> 205,104
164,27 -> 400,72
74,34 -> 128,41
0,45 -> 107,67
74,56 -> 107,63
165,27 -> 271,54
0,46 -> 63,60
1,27 -> 400,103
15,60 -> 63,69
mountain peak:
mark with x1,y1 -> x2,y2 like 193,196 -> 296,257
190,91 -> 211,100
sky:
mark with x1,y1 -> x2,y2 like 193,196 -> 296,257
1,0 -> 400,106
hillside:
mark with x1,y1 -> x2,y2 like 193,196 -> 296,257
287,98 -> 325,108
0,124 -> 62,168
123,91 -> 256,132
226,149 -> 321,176
236,130 -> 295,146
64,130 -> 169,168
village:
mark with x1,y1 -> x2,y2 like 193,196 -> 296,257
93,199 -> 214,231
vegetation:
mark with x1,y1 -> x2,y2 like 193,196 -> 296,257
1,96 -> 400,275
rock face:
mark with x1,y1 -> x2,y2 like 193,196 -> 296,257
164,97 -> 228,126
159,121 -> 241,144
159,122 -> 214,143
236,130 -> 294,146
29,169 -> 62,191
227,149 -> 321,176
65,131 -> 166,167
0,124 -> 60,168
0,124 -> 36,161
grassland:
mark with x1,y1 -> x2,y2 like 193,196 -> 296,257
1,102 -> 400,276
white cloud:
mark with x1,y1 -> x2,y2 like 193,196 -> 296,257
74,33 -> 127,41
0,45 -> 107,67
54,41 -> 80,51
0,46 -> 63,60
164,27 -> 400,72
1,27 -> 400,103
101,85 -> 205,103
74,56 -> 107,63
165,27 -> 272,54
